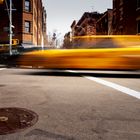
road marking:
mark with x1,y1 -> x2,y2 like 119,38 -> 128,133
0,68 -> 6,71
67,70 -> 140,100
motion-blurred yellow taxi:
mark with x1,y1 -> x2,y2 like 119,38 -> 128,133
17,35 -> 140,70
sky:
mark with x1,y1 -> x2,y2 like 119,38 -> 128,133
43,0 -> 112,37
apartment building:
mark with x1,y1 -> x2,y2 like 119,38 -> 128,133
67,12 -> 103,48
96,9 -> 113,35
112,0 -> 137,35
137,0 -> 140,34
74,12 -> 102,36
63,32 -> 72,49
0,0 -> 47,48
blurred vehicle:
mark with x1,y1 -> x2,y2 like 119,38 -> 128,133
17,35 -> 140,70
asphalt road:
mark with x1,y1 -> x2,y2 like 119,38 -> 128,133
0,67 -> 140,140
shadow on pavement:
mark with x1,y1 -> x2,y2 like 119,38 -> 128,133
25,129 -> 75,140
18,70 -> 140,79
19,70 -> 82,77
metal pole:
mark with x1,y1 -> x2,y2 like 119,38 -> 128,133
9,0 -> 12,55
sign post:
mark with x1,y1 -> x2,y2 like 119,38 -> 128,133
9,0 -> 12,55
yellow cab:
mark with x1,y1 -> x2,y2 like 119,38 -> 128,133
17,35 -> 140,70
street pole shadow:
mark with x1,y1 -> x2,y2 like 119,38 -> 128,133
25,129 -> 75,140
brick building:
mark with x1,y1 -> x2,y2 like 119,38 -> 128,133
71,20 -> 77,38
74,12 -> 102,36
96,9 -> 113,35
112,0 -> 137,35
137,0 -> 140,34
0,0 -> 47,48
63,32 -> 72,49
67,12 -> 102,48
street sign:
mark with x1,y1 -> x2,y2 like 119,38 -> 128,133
12,39 -> 19,45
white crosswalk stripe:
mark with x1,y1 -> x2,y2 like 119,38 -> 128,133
67,70 -> 140,100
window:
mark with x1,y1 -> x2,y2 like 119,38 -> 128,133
25,0 -> 30,12
25,21 -> 30,33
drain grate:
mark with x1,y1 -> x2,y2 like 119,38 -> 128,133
0,107 -> 38,135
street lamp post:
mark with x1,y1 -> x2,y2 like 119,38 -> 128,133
9,0 -> 12,55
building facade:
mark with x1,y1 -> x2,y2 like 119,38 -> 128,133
63,32 -> 72,49
96,9 -> 113,35
74,12 -> 102,36
137,0 -> 140,34
67,12 -> 102,48
71,20 -> 77,38
0,0 -> 47,48
112,0 -> 137,35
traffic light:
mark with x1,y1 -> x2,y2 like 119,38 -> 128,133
0,0 -> 4,4
12,39 -> 19,45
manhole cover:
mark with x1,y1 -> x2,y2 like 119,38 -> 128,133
0,107 -> 38,135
